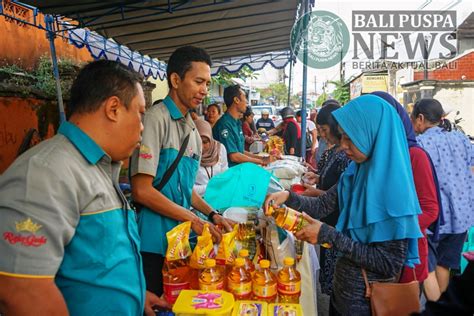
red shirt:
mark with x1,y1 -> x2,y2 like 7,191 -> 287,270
242,121 -> 254,151
400,147 -> 439,283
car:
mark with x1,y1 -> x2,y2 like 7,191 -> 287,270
252,105 -> 279,126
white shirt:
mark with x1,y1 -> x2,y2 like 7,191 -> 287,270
299,120 -> 318,148
193,144 -> 228,196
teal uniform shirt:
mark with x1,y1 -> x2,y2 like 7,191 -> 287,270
213,112 -> 245,167
0,121 -> 145,315
130,96 -> 201,255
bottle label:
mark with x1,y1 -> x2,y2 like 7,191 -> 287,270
237,302 -> 264,315
228,280 -> 252,295
253,283 -> 277,298
199,280 -> 224,291
277,281 -> 301,295
163,281 -> 190,303
280,211 -> 301,232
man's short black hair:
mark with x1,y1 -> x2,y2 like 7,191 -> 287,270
224,85 -> 243,108
167,46 -> 212,89
68,60 -> 142,117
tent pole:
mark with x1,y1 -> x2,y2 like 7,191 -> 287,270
287,59 -> 293,107
300,0 -> 309,158
45,14 -> 66,124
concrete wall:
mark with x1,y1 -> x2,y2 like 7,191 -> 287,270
149,77 -> 169,104
0,12 -> 92,69
0,96 -> 56,174
403,80 -> 474,136
433,85 -> 474,136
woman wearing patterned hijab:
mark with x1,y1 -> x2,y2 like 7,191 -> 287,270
193,119 -> 228,196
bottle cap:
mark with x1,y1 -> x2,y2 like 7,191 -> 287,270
284,257 -> 295,266
239,249 -> 249,258
259,259 -> 270,268
205,258 -> 216,268
235,258 -> 245,267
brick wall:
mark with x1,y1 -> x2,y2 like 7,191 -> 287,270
414,51 -> 474,81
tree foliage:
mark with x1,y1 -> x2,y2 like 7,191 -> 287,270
329,80 -> 350,105
257,82 -> 288,106
211,66 -> 258,86
316,92 -> 328,106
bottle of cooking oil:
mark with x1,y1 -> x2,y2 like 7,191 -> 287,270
277,257 -> 301,303
162,258 -> 191,304
266,203 -> 332,249
252,259 -> 277,303
227,258 -> 252,300
239,249 -> 256,276
265,204 -> 307,233
237,220 -> 257,259
295,240 -> 304,262
199,259 -> 224,291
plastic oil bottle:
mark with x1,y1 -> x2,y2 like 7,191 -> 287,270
239,249 -> 256,276
199,258 -> 224,291
162,258 -> 191,304
252,259 -> 277,303
237,221 -> 257,258
227,257 -> 253,300
266,203 -> 332,249
277,257 -> 301,303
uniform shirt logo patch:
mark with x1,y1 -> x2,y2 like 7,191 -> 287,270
221,129 -> 229,139
139,144 -> 153,159
3,218 -> 47,247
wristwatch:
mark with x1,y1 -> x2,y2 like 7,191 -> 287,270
207,210 -> 219,223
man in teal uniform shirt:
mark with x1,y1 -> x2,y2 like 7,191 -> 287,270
213,85 -> 268,167
0,60 -> 167,315
131,46 -> 234,298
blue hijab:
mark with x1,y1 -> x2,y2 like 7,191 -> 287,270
371,91 -> 444,241
332,95 -> 422,267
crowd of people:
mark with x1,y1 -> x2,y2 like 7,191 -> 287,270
0,44 -> 472,316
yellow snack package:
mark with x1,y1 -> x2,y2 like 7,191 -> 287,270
216,224 -> 238,266
189,224 -> 214,269
165,221 -> 192,261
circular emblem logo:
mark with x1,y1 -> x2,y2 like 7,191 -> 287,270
221,129 -> 229,139
291,10 -> 350,69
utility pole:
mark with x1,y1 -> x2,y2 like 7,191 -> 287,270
423,36 -> 429,80
287,59 -> 293,107
314,75 -> 317,95
339,49 -> 345,83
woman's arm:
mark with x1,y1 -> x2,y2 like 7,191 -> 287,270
318,224 -> 408,276
285,184 -> 338,219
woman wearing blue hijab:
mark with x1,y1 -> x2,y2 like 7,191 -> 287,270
265,95 -> 422,315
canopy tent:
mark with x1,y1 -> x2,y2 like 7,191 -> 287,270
2,0 -> 312,135
18,0 -> 303,73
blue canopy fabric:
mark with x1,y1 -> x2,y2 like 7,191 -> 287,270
16,0 -> 310,77
67,27 -> 167,80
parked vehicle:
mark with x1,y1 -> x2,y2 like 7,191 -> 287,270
252,105 -> 279,125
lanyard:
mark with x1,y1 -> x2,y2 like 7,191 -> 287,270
204,166 -> 214,180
